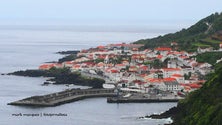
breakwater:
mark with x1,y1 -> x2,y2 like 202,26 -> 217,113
8,88 -> 115,107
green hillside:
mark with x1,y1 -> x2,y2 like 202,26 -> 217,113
195,52 -> 222,65
172,62 -> 222,125
135,12 -> 222,52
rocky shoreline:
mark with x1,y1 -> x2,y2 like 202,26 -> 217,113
146,106 -> 179,119
7,68 -> 105,89
138,106 -> 180,125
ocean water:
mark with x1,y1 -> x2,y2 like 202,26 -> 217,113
0,26 -> 177,125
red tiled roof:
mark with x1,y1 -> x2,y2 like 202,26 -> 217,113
83,62 -> 95,65
179,83 -> 186,86
116,64 -> 125,67
174,51 -> 184,55
81,49 -> 88,53
139,74 -> 147,77
64,61 -> 74,65
162,68 -> 181,71
167,52 -> 174,55
132,48 -> 139,51
171,42 -> 178,44
110,69 -> 119,73
133,80 -> 147,85
179,55 -> 189,59
198,80 -> 206,83
107,64 -> 113,67
140,65 -> 148,71
180,83 -> 202,89
183,86 -> 191,90
130,66 -> 137,68
39,63 -> 55,70
132,54 -> 146,59
109,43 -> 143,47
98,50 -> 108,52
129,66 -> 138,72
147,78 -> 177,83
148,78 -> 162,83
172,74 -> 183,77
97,45 -> 105,49
97,62 -> 104,67
144,49 -> 151,52
98,55 -> 106,59
157,55 -> 163,59
72,64 -> 81,69
163,78 -> 177,82
188,83 -> 202,88
155,47 -> 172,51
39,65 -> 50,69
122,61 -> 129,64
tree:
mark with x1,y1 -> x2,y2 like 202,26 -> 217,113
94,58 -> 104,63
151,59 -> 164,69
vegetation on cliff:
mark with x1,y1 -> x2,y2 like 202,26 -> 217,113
58,54 -> 77,63
171,62 -> 222,125
135,12 -> 222,52
56,50 -> 79,63
8,67 -> 104,88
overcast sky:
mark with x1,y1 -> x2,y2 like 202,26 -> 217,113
0,0 -> 221,26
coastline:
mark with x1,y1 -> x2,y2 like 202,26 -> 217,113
0,26 -> 179,125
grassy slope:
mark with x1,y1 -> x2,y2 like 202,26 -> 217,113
135,12 -> 222,52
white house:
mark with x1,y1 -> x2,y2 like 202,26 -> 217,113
171,74 -> 185,84
161,68 -> 183,78
154,47 -> 172,56
167,60 -> 178,68
163,78 -> 181,91
181,65 -> 194,75
147,78 -> 181,91
197,47 -> 213,53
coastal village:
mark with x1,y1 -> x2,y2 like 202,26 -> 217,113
38,42 -> 222,98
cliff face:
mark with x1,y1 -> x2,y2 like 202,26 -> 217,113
172,62 -> 222,125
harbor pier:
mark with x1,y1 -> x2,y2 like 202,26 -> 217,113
8,88 -> 115,107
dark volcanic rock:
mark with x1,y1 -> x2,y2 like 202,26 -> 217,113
8,68 -> 105,88
57,50 -> 80,55
146,106 -> 180,119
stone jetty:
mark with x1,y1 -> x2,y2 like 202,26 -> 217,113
8,88 -> 115,107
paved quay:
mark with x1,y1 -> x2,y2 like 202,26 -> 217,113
8,88 -> 116,107
107,93 -> 183,103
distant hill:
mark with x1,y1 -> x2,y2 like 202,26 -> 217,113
171,61 -> 222,125
135,12 -> 222,52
